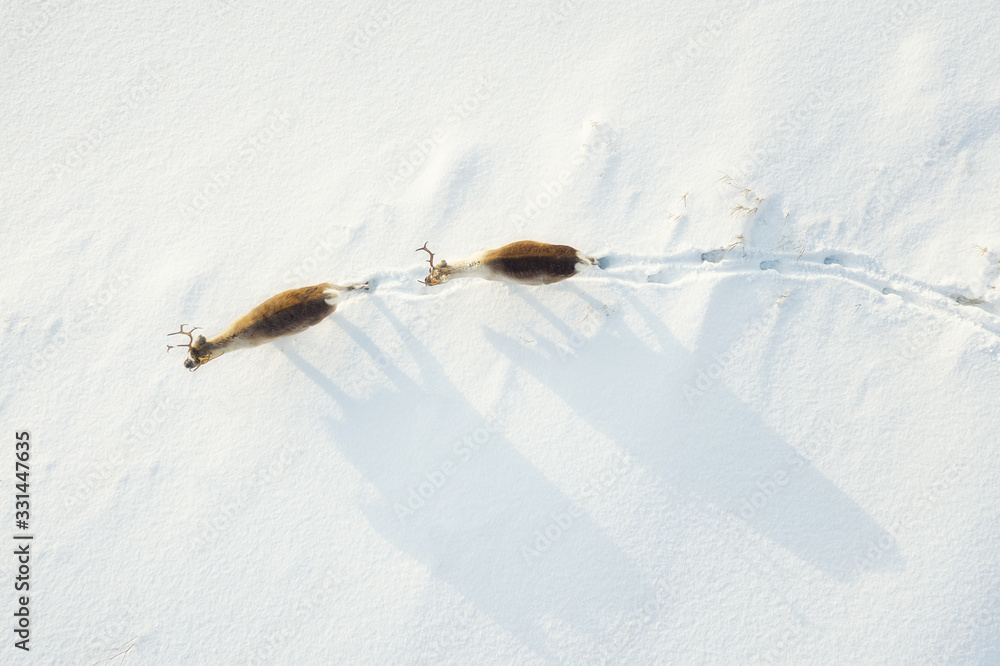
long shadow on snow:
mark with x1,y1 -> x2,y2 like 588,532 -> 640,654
482,283 -> 902,583
283,298 -> 648,661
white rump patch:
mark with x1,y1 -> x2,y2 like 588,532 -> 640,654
323,288 -> 343,306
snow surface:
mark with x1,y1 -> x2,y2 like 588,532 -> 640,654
3,0 -> 1000,663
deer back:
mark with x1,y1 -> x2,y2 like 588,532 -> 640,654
482,241 -> 584,284
218,283 -> 339,347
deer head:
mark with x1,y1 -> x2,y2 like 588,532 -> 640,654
416,241 -> 454,285
167,324 -> 215,371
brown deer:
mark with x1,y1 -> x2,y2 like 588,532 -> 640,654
168,282 -> 368,370
417,240 -> 598,286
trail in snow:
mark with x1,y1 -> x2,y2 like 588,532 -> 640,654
602,249 -> 1000,339
343,249 -> 1000,341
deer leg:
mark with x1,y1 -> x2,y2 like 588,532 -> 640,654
327,282 -> 369,292
323,282 -> 369,307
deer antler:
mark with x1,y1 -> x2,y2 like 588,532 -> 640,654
167,324 -> 202,352
416,241 -> 437,284
416,241 -> 435,267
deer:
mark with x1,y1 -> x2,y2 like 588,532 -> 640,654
168,282 -> 368,370
416,240 -> 598,286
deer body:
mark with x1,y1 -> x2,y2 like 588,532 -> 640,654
421,241 -> 597,286
170,282 -> 367,370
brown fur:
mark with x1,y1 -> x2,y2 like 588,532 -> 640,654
425,240 -> 597,286
482,241 -> 583,284
215,284 -> 337,347
178,282 -> 366,369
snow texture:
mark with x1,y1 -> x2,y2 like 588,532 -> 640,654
2,0 -> 1000,663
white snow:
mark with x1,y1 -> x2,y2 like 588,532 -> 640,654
3,0 -> 1000,663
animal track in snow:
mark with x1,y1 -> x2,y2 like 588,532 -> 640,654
357,247 -> 999,344
595,249 -> 1000,340
700,248 -> 728,264
759,260 -> 781,272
